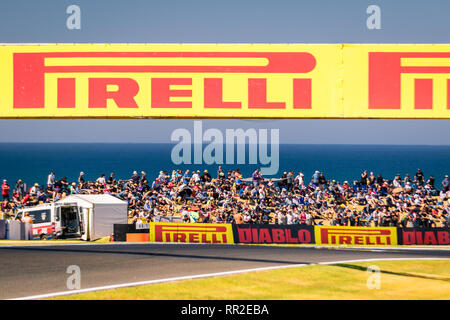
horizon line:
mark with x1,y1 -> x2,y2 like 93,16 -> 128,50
0,142 -> 448,146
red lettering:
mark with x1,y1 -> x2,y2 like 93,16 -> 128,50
320,228 -> 331,244
365,236 -> 375,245
259,228 -> 272,243
285,229 -> 298,243
293,78 -> 312,109
415,79 -> 433,109
174,233 -> 186,242
354,236 -> 364,245
416,231 -> 423,245
204,78 -> 241,109
403,231 -> 415,245
339,236 -> 352,244
211,234 -> 221,244
189,233 -> 199,243
448,80 -> 450,110
238,228 -> 252,243
201,233 -> 211,243
271,229 -> 285,243
155,225 -> 164,242
376,237 -> 385,245
248,79 -> 285,109
297,229 -> 311,243
423,231 -> 437,245
89,78 -> 139,108
57,78 -> 75,108
252,228 -> 259,243
13,53 -> 45,108
369,52 -> 450,109
437,231 -> 450,244
13,51 -> 316,109
331,235 -> 336,244
151,78 -> 192,108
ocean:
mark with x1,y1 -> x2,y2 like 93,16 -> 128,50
0,143 -> 449,188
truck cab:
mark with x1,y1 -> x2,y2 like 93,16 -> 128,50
16,202 -> 82,240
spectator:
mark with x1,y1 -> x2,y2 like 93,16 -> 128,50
442,175 -> 449,192
47,172 -> 55,186
1,169 -> 448,229
78,172 -> 86,185
15,179 -> 25,200
1,180 -> 10,201
415,169 -> 425,186
22,212 -> 33,224
96,174 -> 106,185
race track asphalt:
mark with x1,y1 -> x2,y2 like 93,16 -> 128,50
0,243 -> 448,299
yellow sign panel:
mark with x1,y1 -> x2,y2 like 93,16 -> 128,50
314,226 -> 398,246
149,222 -> 234,244
343,44 -> 450,119
0,43 -> 449,118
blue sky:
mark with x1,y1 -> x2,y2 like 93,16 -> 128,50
0,0 -> 449,144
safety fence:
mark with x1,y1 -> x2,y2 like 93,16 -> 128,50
113,222 -> 450,246
0,220 -> 33,240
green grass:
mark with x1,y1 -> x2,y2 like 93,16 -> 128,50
49,259 -> 450,300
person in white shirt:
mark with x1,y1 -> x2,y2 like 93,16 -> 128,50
96,174 -> 106,185
305,212 -> 312,225
393,175 -> 402,188
295,172 -> 304,187
158,171 -> 166,182
259,187 -> 266,202
277,211 -> 287,225
47,172 -> 55,186
413,194 -> 421,205
192,171 -> 201,183
181,208 -> 190,222
291,210 -> 299,224
29,183 -> 40,197
404,182 -> 412,193
286,211 -> 294,225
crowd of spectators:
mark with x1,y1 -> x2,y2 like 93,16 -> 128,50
1,168 -> 449,228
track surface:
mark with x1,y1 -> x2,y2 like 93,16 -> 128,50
0,243 -> 448,299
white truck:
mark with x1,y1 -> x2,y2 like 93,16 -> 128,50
16,194 -> 128,240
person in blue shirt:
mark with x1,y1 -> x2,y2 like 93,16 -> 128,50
183,170 -> 190,184
312,170 -> 319,185
442,175 -> 449,192
252,169 -> 260,187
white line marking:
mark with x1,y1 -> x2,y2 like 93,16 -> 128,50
9,257 -> 449,300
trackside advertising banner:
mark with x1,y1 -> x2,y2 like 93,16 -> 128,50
314,226 -> 398,246
1,43 -> 450,119
233,224 -> 315,244
142,223 -> 450,245
149,222 -> 234,244
397,228 -> 450,245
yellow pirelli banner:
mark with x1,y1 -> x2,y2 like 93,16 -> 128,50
0,43 -> 449,118
314,226 -> 398,246
149,222 -> 235,244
